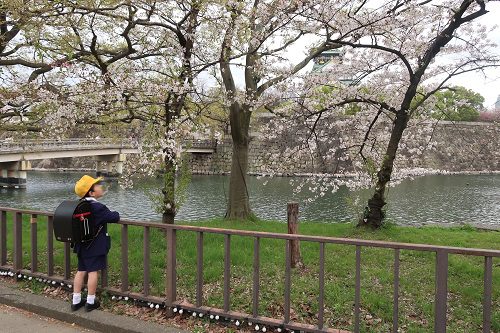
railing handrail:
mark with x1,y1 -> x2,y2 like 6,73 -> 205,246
0,138 -> 137,152
1,205 -> 497,332
0,138 -> 128,144
0,138 -> 218,151
1,206 -> 498,257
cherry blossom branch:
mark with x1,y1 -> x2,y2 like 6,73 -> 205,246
358,106 -> 384,162
327,39 -> 415,78
256,42 -> 336,96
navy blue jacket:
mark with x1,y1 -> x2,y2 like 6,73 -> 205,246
74,200 -> 120,258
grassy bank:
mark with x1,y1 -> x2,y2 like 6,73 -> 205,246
2,213 -> 499,332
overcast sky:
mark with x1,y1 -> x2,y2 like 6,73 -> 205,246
256,2 -> 500,109
220,2 -> 500,109
448,2 -> 500,108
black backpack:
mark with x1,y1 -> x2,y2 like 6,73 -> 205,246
53,199 -> 100,243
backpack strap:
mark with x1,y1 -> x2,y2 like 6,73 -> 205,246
84,225 -> 104,250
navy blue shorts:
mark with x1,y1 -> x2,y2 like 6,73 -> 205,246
77,255 -> 106,272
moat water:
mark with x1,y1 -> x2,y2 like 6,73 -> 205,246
0,171 -> 499,227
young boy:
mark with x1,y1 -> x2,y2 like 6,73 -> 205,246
71,175 -> 120,312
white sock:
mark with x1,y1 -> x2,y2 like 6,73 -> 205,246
72,293 -> 81,305
87,294 -> 95,304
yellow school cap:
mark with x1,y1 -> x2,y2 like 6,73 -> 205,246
75,175 -> 103,198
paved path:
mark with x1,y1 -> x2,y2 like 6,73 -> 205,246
0,282 -> 189,333
0,304 -> 97,333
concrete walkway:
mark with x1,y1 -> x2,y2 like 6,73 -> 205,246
0,304 -> 97,333
0,283 -> 189,333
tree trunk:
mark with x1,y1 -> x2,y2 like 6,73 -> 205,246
225,105 -> 252,220
226,141 -> 251,219
162,211 -> 174,224
359,112 -> 409,228
162,157 -> 176,224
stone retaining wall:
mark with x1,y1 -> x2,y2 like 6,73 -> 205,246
187,121 -> 500,175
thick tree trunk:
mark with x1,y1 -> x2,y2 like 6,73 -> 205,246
226,141 -> 251,219
359,112 -> 409,228
225,103 -> 252,220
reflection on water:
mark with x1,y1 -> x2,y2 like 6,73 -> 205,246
0,171 -> 499,226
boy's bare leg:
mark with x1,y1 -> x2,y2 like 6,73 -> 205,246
73,271 -> 86,293
86,271 -> 98,304
72,271 -> 86,306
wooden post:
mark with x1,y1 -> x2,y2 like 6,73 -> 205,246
287,202 -> 302,268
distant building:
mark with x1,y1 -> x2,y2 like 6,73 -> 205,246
312,49 -> 343,72
312,49 -> 353,85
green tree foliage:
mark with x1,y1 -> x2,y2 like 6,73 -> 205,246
431,86 -> 484,121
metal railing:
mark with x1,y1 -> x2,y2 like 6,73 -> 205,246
0,138 -> 137,153
0,138 -> 216,153
0,206 -> 498,333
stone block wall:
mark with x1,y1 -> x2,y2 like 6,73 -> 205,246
187,121 -> 500,175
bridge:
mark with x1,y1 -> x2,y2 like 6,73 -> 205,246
0,138 -> 218,188
0,139 -> 139,189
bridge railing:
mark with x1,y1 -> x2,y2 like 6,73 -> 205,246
0,138 -> 137,152
0,206 -> 498,333
0,138 -> 217,152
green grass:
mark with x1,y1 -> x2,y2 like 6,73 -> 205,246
2,213 -> 499,332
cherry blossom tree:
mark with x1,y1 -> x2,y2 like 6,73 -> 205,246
4,0 -> 498,228
51,0 -> 222,224
0,1 -> 84,133
3,0 -> 219,223
264,0 -> 499,228
214,0 -> 366,219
